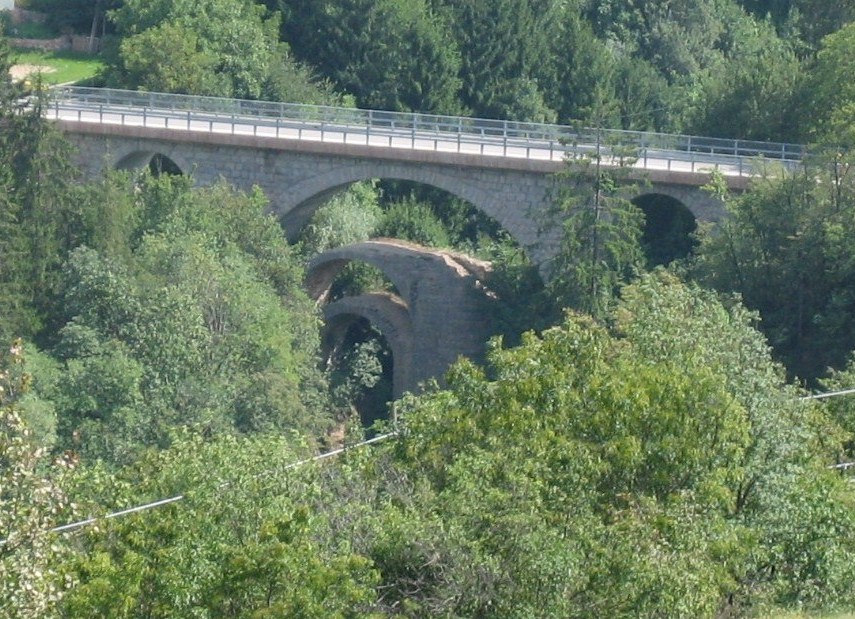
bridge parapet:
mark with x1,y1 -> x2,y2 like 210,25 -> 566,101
48,86 -> 805,180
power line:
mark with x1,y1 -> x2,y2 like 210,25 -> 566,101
0,431 -> 398,546
802,387 -> 855,401
5,385 -> 855,546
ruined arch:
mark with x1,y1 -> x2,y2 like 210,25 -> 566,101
306,240 -> 495,398
632,192 -> 698,267
323,293 -> 414,399
307,240 -> 433,308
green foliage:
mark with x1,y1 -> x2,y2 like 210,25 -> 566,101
797,22 -> 855,145
298,182 -> 382,256
62,432 -> 381,617
545,133 -> 645,317
688,17 -> 803,141
375,196 -> 452,248
691,161 -> 855,381
440,0 -> 562,121
103,0 -> 342,104
16,175 -> 330,464
0,37 -> 80,344
283,0 -> 462,114
383,273 -> 855,615
0,343 -> 73,618
22,0 -> 118,35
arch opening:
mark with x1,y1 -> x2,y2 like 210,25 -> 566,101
288,177 -> 534,268
306,255 -> 405,307
115,151 -> 184,176
633,193 -> 698,267
323,315 -> 394,429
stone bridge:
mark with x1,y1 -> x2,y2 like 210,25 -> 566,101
54,90 -> 792,396
63,121 -> 730,269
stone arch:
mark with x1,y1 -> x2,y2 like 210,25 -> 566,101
307,239 -> 496,397
323,293 -> 414,399
632,192 -> 698,267
276,162 -> 548,264
115,150 -> 185,175
307,240 -> 441,308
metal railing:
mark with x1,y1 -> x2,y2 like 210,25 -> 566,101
47,86 -> 806,176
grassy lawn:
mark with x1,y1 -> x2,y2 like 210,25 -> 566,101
9,49 -> 105,86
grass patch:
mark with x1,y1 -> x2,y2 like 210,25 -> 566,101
10,49 -> 105,86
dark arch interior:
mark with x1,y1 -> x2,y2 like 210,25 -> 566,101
633,194 -> 698,267
115,152 -> 183,176
148,154 -> 183,176
322,316 -> 393,429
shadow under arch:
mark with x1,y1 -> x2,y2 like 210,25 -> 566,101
276,165 -> 544,266
323,293 -> 414,401
115,151 -> 185,176
632,192 -> 698,267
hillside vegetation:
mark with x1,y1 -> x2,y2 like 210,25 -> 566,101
5,1 -> 855,617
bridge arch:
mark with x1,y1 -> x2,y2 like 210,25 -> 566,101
276,162 -> 547,264
307,239 -> 447,308
323,293 -> 414,399
632,192 -> 698,266
115,149 -> 188,176
306,239 -> 495,399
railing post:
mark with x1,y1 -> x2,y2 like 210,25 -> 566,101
734,139 -> 739,156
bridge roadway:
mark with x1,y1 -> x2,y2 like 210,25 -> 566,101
46,87 -> 804,185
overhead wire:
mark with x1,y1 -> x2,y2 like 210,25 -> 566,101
4,387 -> 855,544
0,431 -> 398,546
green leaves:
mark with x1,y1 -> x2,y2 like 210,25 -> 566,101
0,345 -> 74,618
104,0 -> 342,103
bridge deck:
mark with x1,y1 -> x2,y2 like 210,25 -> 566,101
46,87 -> 803,182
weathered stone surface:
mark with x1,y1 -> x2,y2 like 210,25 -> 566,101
62,123 -> 727,271
307,240 -> 495,396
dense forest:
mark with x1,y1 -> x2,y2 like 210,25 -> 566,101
6,0 -> 855,616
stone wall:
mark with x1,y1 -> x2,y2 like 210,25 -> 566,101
9,34 -> 69,51
61,121 -> 727,271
